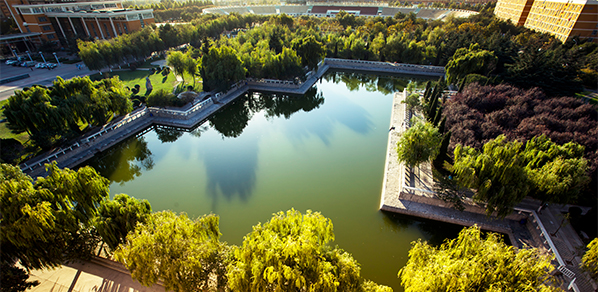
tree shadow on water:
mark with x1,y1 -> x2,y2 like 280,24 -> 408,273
80,135 -> 154,185
381,210 -> 463,246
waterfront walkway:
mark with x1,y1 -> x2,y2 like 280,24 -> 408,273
379,89 -> 596,292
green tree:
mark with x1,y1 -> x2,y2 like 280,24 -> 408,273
0,162 -> 109,270
523,135 -> 590,205
227,208 -> 388,292
398,225 -> 561,292
445,43 -> 497,84
580,238 -> 597,280
115,211 -> 225,292
396,119 -> 442,168
93,194 -> 151,251
292,35 -> 325,70
453,135 -> 529,218
402,92 -> 421,116
200,45 -> 246,92
167,51 -> 187,82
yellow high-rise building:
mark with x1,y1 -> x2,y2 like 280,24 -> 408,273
494,0 -> 597,43
493,0 -> 533,26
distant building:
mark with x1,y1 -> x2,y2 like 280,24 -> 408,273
494,0 -> 597,43
2,0 -> 155,47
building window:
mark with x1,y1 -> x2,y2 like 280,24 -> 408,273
26,26 -> 31,33
42,25 -> 52,31
38,16 -> 48,22
48,34 -> 55,39
123,24 -> 128,33
592,30 -> 597,35
116,23 -> 122,35
103,23 -> 109,37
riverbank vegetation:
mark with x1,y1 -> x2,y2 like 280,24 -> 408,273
1,162 -> 565,292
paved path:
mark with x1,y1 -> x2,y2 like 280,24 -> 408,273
0,62 -> 95,101
25,258 -> 165,292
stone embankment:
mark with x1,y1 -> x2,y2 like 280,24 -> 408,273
20,58 -> 444,177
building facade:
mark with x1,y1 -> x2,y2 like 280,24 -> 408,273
3,0 -> 154,46
494,0 -> 597,43
493,0 -> 532,25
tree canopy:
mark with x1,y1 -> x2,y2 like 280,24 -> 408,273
114,211 -> 224,292
200,45 -> 247,92
523,135 -> 590,204
396,119 -> 442,168
227,208 -> 389,292
93,194 -> 151,251
445,43 -> 497,84
4,77 -> 132,148
453,135 -> 529,217
398,225 -> 561,292
0,162 -> 109,270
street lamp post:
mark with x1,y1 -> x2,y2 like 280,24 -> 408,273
39,52 -> 46,63
11,49 -> 17,58
25,51 -> 33,61
53,52 -> 60,65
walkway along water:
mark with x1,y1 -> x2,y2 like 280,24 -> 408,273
19,58 -> 445,177
379,89 -> 594,292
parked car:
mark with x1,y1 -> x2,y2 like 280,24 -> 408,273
5,59 -> 19,65
10,58 -> 24,66
45,63 -> 57,69
21,61 -> 36,67
35,62 -> 47,69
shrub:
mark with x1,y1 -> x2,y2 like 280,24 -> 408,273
146,89 -> 175,107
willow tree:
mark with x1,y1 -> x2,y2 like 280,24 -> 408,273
227,209 -> 390,292
399,225 -> 562,292
115,211 -> 225,292
0,162 -> 109,270
200,45 -> 246,92
523,135 -> 590,205
453,135 -> 529,218
93,194 -> 151,251
445,43 -> 497,84
396,119 -> 442,168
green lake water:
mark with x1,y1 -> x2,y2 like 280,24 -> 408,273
82,71 -> 464,289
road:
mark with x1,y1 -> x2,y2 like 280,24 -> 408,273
0,61 -> 95,101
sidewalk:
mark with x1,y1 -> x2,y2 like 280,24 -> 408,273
26,259 -> 165,292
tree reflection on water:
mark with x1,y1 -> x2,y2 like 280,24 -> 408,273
82,136 -> 154,185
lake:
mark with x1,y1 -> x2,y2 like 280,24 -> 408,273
82,71 -> 464,289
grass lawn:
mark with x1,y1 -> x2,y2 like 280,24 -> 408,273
91,70 -> 179,93
176,72 -> 204,92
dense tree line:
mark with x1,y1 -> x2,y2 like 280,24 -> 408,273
3,77 -> 132,148
78,13 -> 268,71
78,6 -> 596,95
